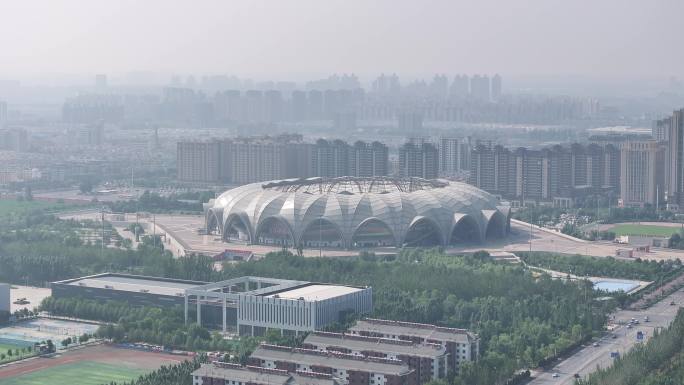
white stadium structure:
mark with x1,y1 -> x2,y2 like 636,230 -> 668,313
206,177 -> 510,249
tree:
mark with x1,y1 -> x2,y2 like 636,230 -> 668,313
79,180 -> 94,194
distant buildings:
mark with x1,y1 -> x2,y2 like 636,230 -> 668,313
619,140 -> 665,207
469,143 -> 620,207
661,108 -> 684,210
398,142 -> 439,179
469,75 -> 490,101
397,112 -> 423,133
0,101 -> 7,128
0,127 -> 28,152
491,74 -> 502,101
177,135 -> 389,184
438,137 -> 471,176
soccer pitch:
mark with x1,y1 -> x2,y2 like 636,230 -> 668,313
0,361 -> 146,385
611,224 -> 681,237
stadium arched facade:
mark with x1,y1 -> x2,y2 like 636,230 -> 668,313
206,177 -> 510,249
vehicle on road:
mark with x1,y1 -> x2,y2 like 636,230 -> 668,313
644,316 -> 649,322
671,300 -> 676,306
552,373 -> 560,378
574,373 -> 580,379
611,334 -> 617,339
627,324 -> 632,329
592,342 -> 599,347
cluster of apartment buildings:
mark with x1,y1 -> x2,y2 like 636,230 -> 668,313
469,143 -> 621,207
178,134 -> 474,184
469,108 -> 684,209
193,318 -> 479,385
177,135 -> 389,184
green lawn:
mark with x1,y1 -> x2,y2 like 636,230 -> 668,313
0,361 -> 147,385
0,200 -> 68,217
0,344 -> 34,364
610,224 -> 682,237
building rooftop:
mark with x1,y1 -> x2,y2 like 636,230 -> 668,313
349,318 -> 477,345
304,332 -> 446,358
251,345 -> 413,376
192,362 -> 340,385
59,273 -> 205,297
265,284 -> 364,301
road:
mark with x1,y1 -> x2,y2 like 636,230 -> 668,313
530,288 -> 684,384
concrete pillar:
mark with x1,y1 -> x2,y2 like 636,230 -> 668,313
184,294 -> 189,325
222,296 -> 227,333
196,295 -> 202,326
251,325 -> 255,336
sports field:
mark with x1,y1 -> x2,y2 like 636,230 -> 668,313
0,361 -> 146,385
610,224 -> 681,237
0,344 -> 185,385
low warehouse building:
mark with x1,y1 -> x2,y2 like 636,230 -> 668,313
51,274 -> 372,336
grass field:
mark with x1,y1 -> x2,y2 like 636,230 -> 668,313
0,361 -> 147,385
611,224 -> 682,237
0,344 -> 34,364
0,200 -> 69,217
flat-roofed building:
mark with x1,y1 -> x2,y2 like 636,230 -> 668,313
249,344 -> 417,385
192,362 -> 340,385
348,319 -> 478,372
302,332 -> 447,383
52,274 -> 372,336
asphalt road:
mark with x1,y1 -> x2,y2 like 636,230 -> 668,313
530,288 -> 684,385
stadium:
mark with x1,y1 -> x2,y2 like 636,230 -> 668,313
206,176 -> 510,249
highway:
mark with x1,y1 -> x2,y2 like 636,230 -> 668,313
530,288 -> 684,384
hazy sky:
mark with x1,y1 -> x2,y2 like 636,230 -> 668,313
2,0 -> 683,82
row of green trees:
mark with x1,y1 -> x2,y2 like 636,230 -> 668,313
107,356 -> 206,385
519,252 -> 682,281
579,309 -> 684,385
106,190 -> 215,214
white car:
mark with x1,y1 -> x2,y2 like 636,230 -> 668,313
552,373 -> 560,378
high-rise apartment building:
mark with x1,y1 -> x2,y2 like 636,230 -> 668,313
665,108 -> 684,210
470,75 -> 490,101
491,74 -> 502,100
398,112 -> 423,133
399,142 -> 439,179
619,140 -> 665,207
449,75 -> 469,99
176,141 -> 221,183
439,137 -> 471,176
469,143 -> 620,207
177,136 -> 388,184
0,101 -> 7,128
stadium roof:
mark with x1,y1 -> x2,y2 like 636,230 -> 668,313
208,177 -> 510,248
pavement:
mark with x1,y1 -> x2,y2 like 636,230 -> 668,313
57,210 -> 684,260
445,220 -> 684,261
529,288 -> 684,385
